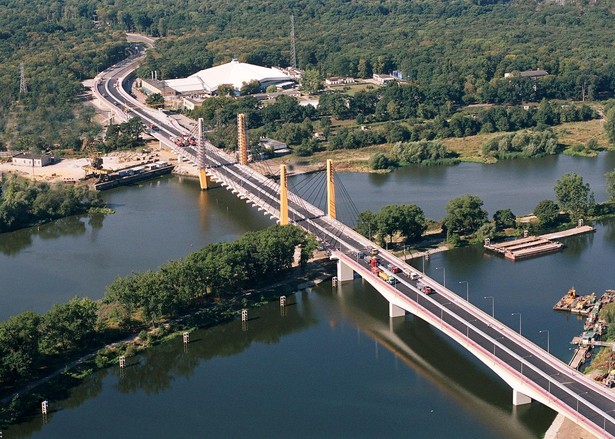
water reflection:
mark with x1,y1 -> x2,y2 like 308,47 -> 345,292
0,215 -> 104,256
332,282 -> 554,438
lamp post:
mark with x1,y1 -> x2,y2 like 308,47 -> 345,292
459,280 -> 469,302
539,329 -> 550,353
484,296 -> 495,317
512,312 -> 522,335
436,266 -> 446,288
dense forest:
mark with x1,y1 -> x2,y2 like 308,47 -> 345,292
0,0 -> 614,152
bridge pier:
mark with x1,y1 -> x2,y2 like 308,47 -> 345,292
336,259 -> 354,283
389,303 -> 406,318
199,168 -> 211,190
512,389 -> 532,406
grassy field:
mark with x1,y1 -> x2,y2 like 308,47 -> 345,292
265,118 -> 612,173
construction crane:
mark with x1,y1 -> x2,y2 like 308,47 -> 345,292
81,137 -> 111,176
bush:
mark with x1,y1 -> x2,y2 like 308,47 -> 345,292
368,152 -> 396,170
392,140 -> 458,165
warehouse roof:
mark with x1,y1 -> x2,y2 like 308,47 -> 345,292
164,59 -> 291,95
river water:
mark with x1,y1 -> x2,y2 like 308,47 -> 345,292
1,152 -> 614,438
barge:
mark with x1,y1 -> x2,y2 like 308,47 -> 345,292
94,162 -> 174,190
484,225 -> 595,261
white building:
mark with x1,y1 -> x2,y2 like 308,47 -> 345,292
12,153 -> 54,167
163,59 -> 293,97
325,77 -> 356,86
258,137 -> 290,156
373,74 -> 396,84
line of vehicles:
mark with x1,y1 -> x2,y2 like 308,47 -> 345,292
358,247 -> 434,294
172,134 -> 197,148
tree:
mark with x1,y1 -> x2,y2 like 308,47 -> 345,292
368,152 -> 394,170
534,199 -> 559,227
605,170 -> 615,202
0,312 -> 41,382
356,210 -> 377,240
443,194 -> 488,236
216,84 -> 236,96
395,204 -> 427,243
240,80 -> 261,95
300,68 -> 323,95
493,209 -> 516,231
38,297 -> 98,355
357,58 -> 372,79
554,173 -> 595,219
145,93 -> 164,108
476,221 -> 497,241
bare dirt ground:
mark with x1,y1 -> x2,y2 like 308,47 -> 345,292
0,144 -> 187,184
544,414 -> 598,439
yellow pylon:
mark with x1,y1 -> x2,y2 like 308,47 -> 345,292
280,164 -> 288,225
327,159 -> 336,219
199,168 -> 210,190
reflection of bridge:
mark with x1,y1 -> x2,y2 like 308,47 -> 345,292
94,48 -> 615,438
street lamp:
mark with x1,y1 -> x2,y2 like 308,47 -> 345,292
484,296 -> 495,317
459,280 -> 469,302
436,266 -> 446,288
512,312 -> 522,335
539,329 -> 550,353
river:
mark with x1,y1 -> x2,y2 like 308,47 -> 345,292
1,152 -> 614,438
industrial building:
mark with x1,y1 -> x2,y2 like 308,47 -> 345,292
11,153 -> 54,167
156,59 -> 294,98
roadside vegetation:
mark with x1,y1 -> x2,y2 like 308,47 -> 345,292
0,224 -> 317,426
0,174 -> 106,233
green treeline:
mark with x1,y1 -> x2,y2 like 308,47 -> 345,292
0,175 -> 104,233
3,0 -> 615,152
190,84 -> 598,159
0,225 -> 317,394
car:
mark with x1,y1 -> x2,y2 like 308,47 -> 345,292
357,251 -> 365,259
410,272 -> 421,280
391,266 -> 401,273
416,283 -> 433,294
370,248 -> 379,256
